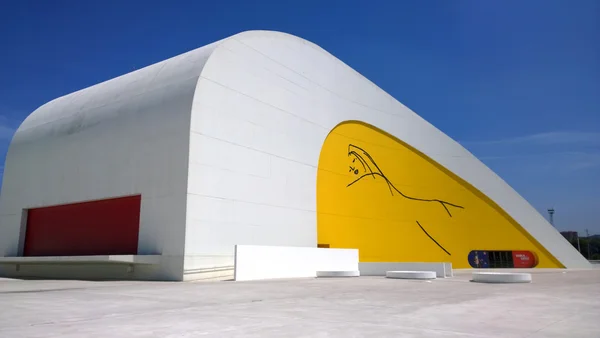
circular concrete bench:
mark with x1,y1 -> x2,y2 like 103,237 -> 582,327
472,272 -> 532,283
316,270 -> 360,278
386,271 -> 436,280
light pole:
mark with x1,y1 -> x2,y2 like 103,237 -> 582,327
547,208 -> 555,227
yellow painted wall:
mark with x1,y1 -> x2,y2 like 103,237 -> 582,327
316,121 -> 562,268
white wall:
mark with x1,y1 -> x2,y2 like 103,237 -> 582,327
182,67 -> 320,277
234,245 -> 359,281
0,42 -> 219,281
184,30 -> 589,270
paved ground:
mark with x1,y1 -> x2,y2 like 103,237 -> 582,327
1,269 -> 599,338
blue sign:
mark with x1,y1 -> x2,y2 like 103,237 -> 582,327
468,250 -> 490,268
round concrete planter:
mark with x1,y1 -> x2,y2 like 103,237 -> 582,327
385,271 -> 436,280
472,272 -> 532,283
316,270 -> 360,278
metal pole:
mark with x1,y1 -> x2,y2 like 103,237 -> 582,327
577,233 -> 581,253
586,229 -> 591,259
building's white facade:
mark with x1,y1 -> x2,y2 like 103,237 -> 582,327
0,31 -> 590,281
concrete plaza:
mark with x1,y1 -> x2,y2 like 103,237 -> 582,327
1,269 -> 599,337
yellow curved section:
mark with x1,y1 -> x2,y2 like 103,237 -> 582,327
316,121 -> 562,268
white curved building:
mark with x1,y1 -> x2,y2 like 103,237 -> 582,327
0,31 -> 590,281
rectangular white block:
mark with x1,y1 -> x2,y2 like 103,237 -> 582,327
444,262 -> 453,277
359,262 -> 452,278
234,245 -> 359,281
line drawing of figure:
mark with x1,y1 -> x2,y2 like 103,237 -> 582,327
346,144 -> 465,256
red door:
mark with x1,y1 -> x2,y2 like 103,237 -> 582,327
24,195 -> 141,256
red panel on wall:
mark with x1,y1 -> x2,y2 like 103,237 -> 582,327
24,195 -> 141,256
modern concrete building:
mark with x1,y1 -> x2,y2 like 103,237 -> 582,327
0,31 -> 591,281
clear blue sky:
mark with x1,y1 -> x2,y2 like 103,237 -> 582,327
0,0 -> 598,234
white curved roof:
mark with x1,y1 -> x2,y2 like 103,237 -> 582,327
12,41 -> 221,146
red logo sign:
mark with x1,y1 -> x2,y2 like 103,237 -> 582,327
512,251 -> 537,268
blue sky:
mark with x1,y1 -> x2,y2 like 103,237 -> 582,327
0,0 -> 598,234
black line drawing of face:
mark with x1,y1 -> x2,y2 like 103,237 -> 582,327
348,144 -> 381,184
345,143 -> 465,256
